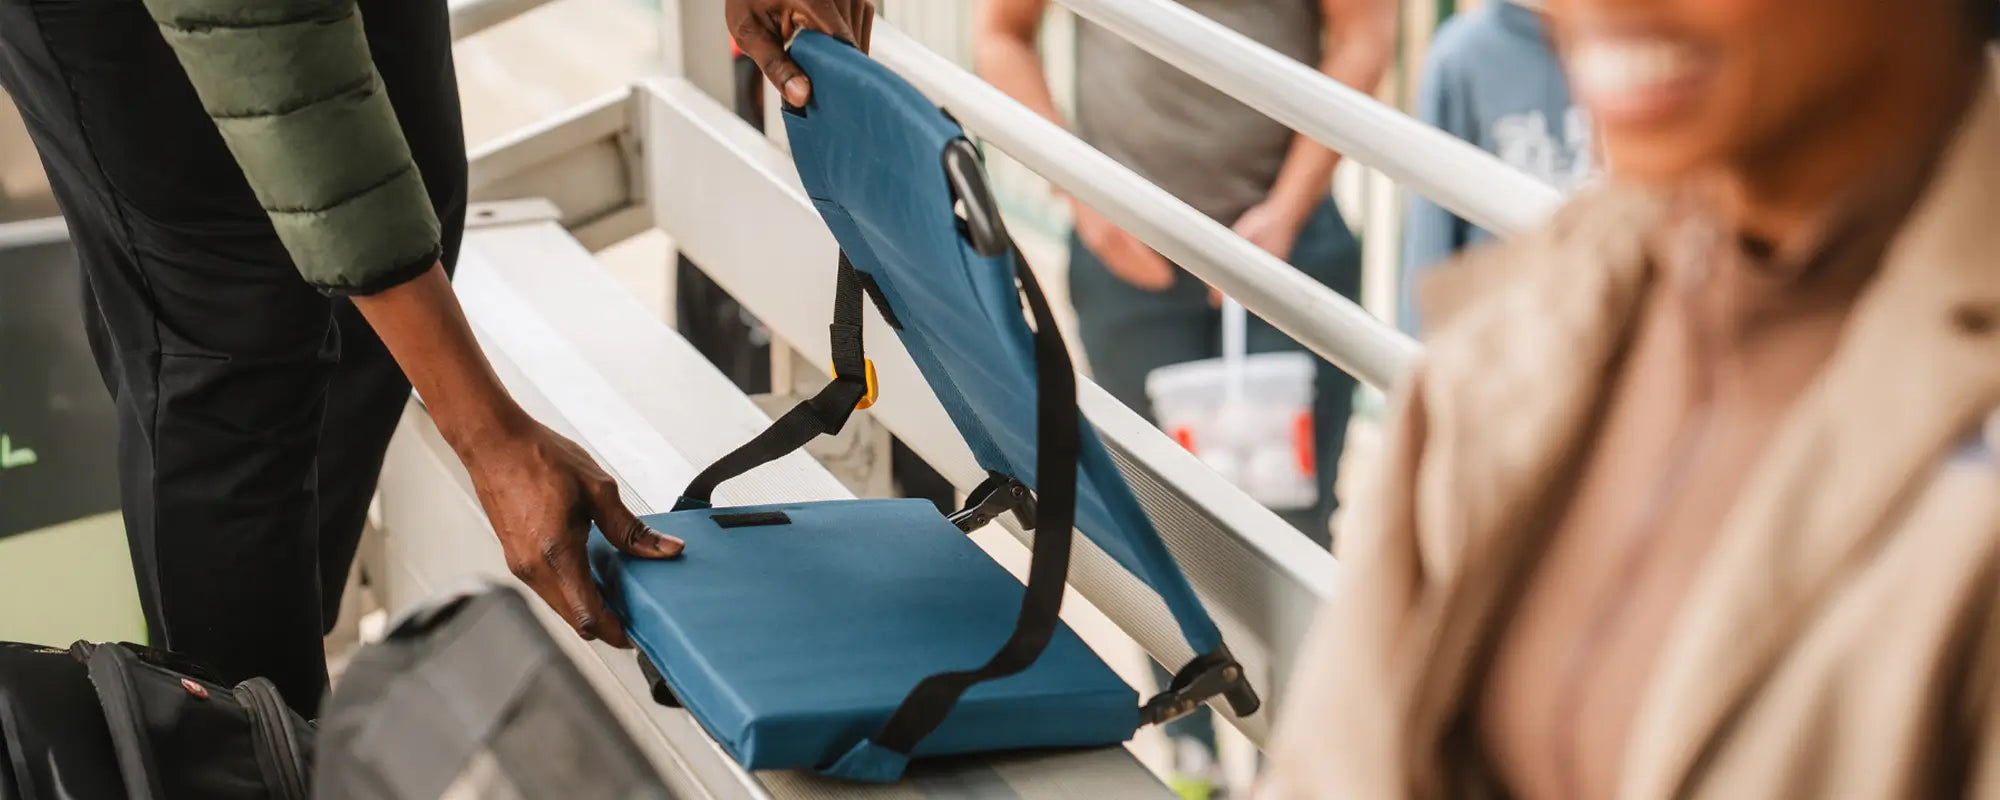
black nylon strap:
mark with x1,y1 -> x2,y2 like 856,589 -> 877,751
854,271 -> 903,329
674,254 -> 869,511
867,243 -> 1081,755
829,252 -> 867,385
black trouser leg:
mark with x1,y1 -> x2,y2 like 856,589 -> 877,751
311,299 -> 418,634
0,0 -> 328,698
316,0 -> 468,629
0,0 -> 464,715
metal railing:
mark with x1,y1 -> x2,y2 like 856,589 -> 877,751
1058,0 -> 1563,238
867,0 -> 1571,389
453,0 -> 1562,390
447,0 -> 556,39
0,216 -> 69,250
874,25 -> 1420,390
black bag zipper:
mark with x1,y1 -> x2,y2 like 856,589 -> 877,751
233,678 -> 309,800
86,643 -> 169,800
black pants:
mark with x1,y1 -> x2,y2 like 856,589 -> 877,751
0,0 -> 467,715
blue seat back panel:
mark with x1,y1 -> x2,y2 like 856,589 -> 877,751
590,500 -> 1141,771
782,33 -> 1222,654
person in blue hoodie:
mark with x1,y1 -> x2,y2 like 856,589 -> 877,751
1399,0 -> 1596,335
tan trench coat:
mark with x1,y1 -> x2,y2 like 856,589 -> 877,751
1258,57 -> 2000,799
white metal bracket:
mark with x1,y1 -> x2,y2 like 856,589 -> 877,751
465,198 -> 563,230
468,90 -> 651,251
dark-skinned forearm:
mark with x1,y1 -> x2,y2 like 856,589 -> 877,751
348,264 -> 529,461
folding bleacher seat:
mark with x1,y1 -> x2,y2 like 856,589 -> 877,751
589,32 -> 1258,782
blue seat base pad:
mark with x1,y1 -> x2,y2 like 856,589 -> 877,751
589,500 -> 1141,773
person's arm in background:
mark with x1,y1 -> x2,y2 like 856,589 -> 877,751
971,0 -> 1064,127
1229,0 -> 1397,263
135,0 -> 863,646
973,0 -> 1175,291
1398,36 -> 1475,337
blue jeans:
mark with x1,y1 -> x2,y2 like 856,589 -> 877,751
1068,200 -> 1362,752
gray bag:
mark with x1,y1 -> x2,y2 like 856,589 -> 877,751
314,583 -> 672,800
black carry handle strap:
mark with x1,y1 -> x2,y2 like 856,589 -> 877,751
674,253 -> 871,511
865,243 -> 1081,756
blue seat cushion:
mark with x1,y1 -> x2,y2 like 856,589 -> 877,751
589,500 -> 1141,772
782,32 -> 1223,656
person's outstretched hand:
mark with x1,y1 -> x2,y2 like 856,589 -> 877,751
352,265 -> 681,648
1072,199 -> 1175,291
728,0 -> 876,107
462,418 -> 685,648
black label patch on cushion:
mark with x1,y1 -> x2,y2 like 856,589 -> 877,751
712,511 -> 792,529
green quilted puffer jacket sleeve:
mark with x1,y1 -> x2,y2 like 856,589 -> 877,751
139,0 -> 443,294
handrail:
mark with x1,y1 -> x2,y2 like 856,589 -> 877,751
873,24 -> 1421,390
1056,0 -> 1564,239
0,216 -> 70,250
448,0 -> 557,39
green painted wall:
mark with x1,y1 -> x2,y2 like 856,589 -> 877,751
0,513 -> 145,646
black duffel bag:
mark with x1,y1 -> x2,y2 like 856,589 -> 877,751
5,584 -> 667,800
0,640 -> 312,800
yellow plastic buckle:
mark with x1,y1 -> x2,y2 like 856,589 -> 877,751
833,358 -> 879,410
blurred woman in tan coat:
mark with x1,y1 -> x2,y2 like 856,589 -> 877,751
1259,0 -> 2000,797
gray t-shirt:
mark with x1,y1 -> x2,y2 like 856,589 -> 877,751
1073,0 -> 1323,224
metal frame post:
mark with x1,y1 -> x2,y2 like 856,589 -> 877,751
660,0 -> 734,102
